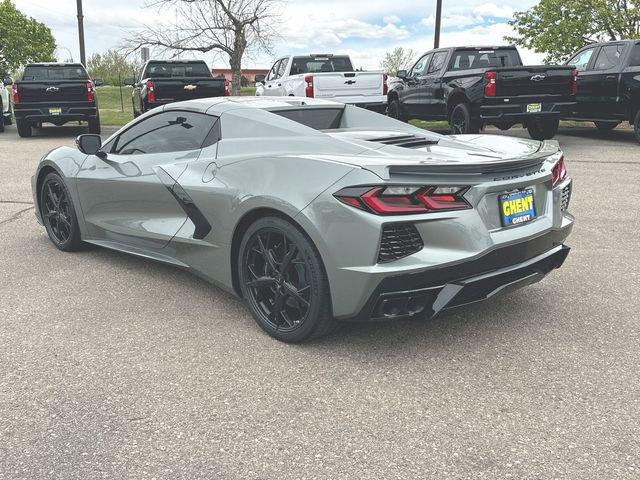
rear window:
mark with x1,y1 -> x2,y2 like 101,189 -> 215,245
144,62 -> 211,78
290,56 -> 353,75
449,49 -> 521,71
631,44 -> 640,67
272,108 -> 344,130
22,65 -> 89,81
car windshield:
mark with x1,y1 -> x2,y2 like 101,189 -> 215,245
449,49 -> 521,70
290,56 -> 353,75
145,62 -> 211,78
272,108 -> 344,130
22,65 -> 89,81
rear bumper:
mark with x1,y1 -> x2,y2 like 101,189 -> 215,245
14,103 -> 98,123
480,101 -> 575,122
347,228 -> 572,322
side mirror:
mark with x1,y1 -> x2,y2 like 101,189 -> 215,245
254,74 -> 266,84
2,77 -> 12,86
76,134 -> 103,156
396,70 -> 407,79
123,77 -> 135,86
93,78 -> 104,87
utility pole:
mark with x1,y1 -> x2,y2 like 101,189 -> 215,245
434,0 -> 443,48
76,0 -> 86,65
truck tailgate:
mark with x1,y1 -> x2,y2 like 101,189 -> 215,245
495,66 -> 574,97
17,81 -> 88,103
153,77 -> 226,101
313,72 -> 384,100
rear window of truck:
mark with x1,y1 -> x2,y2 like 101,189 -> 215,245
272,108 -> 344,130
22,65 -> 89,81
290,56 -> 353,75
144,62 -> 211,78
449,49 -> 521,71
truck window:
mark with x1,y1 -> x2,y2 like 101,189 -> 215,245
410,54 -> 431,77
631,44 -> 640,67
266,59 -> 283,81
427,52 -> 448,74
593,44 -> 626,71
22,65 -> 89,81
272,108 -> 344,130
290,56 -> 353,74
144,62 -> 211,78
567,48 -> 596,70
449,49 -> 520,71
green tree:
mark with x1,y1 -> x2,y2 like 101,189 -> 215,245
380,47 -> 416,75
507,0 -> 640,64
87,50 -> 140,85
0,0 -> 56,75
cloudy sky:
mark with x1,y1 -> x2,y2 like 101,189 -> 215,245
14,0 -> 542,70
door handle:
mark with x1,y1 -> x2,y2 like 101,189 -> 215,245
278,83 -> 281,87
605,75 -> 617,81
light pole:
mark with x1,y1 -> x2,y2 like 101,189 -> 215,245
434,0 -> 443,49
76,0 -> 86,65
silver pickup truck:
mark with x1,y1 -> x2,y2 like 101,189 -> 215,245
255,54 -> 387,112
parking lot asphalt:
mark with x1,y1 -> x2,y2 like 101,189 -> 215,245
0,123 -> 638,479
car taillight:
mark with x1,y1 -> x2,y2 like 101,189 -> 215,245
552,156 -> 567,186
383,72 -> 388,96
334,185 -> 471,215
146,79 -> 155,103
85,80 -> 95,102
224,79 -> 230,96
570,69 -> 578,96
484,70 -> 497,97
305,74 -> 314,97
11,84 -> 20,104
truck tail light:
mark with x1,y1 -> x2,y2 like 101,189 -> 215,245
569,69 -> 578,96
85,80 -> 95,102
224,79 -> 230,96
383,72 -> 388,96
484,70 -> 497,97
334,185 -> 471,215
11,84 -> 20,104
146,79 -> 156,103
552,156 -> 567,186
304,74 -> 314,97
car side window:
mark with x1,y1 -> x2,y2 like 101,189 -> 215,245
266,60 -> 281,81
113,111 -> 218,155
410,54 -> 432,77
593,44 -> 626,71
276,58 -> 288,78
567,48 -> 596,70
427,52 -> 447,75
630,44 -> 640,67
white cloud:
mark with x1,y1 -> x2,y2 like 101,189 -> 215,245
383,15 -> 401,24
473,3 -> 515,18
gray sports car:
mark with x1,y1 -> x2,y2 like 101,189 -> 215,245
32,97 -> 573,342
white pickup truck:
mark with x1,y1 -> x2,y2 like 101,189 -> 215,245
255,54 -> 387,112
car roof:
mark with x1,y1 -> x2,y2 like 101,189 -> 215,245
163,96 -> 344,115
25,63 -> 85,67
580,39 -> 639,48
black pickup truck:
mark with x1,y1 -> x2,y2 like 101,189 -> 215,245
563,40 -> 640,143
123,60 -> 228,117
12,63 -> 102,138
387,46 -> 578,140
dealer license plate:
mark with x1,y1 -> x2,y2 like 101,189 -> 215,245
49,107 -> 61,115
526,103 -> 542,113
499,189 -> 536,227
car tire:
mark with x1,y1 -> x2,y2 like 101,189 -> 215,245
634,110 -> 640,144
16,119 -> 32,137
0,114 -> 4,133
594,121 -> 619,131
40,172 -> 83,252
88,113 -> 101,134
238,216 -> 335,343
387,97 -> 407,122
527,118 -> 559,140
449,103 -> 479,134
5,106 -> 13,125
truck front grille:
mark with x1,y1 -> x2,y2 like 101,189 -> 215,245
378,223 -> 423,263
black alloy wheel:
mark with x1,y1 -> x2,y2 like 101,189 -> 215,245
450,103 -> 479,135
40,173 -> 82,251
238,217 -> 334,342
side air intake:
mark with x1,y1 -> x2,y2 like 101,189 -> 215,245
378,223 -> 423,263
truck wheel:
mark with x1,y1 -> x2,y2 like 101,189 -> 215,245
450,103 -> 479,134
387,98 -> 407,122
88,114 -> 101,134
0,117 -> 4,133
527,118 -> 559,140
5,107 -> 13,125
16,119 -> 32,138
634,110 -> 640,144
594,121 -> 619,131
